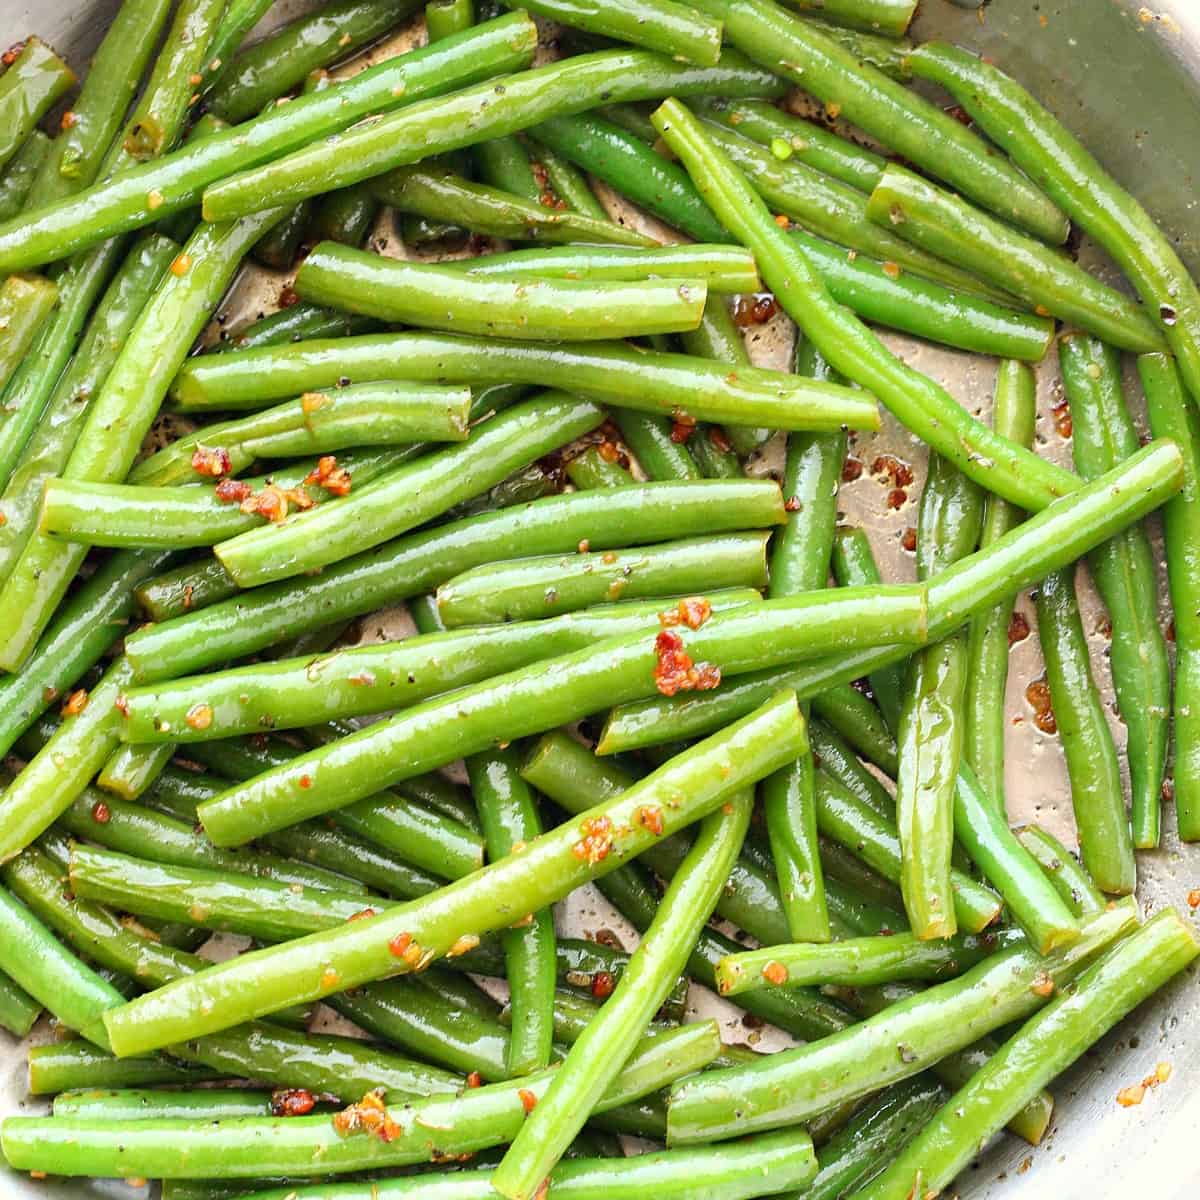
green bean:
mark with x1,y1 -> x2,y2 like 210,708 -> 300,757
0,273 -> 58,395
651,98 -> 1076,512
219,303 -> 380,353
1139,352 -> 1200,841
27,1041 -> 222,1094
2,1022 -> 718,1179
439,534 -> 767,626
526,138 -> 608,219
475,134 -> 541,201
793,0 -> 916,36
373,165 -> 657,247
120,481 -> 789,676
194,0 -> 278,97
788,227 -> 1054,361
500,0 -> 723,65
906,41 -> 1200,415
601,440 -> 1183,751
690,0 -> 1067,242
858,909 -> 1199,1199
692,96 -> 885,193
298,243 -> 708,338
811,685 -> 896,773
963,361 -> 1037,811
58,791 -> 371,894
104,693 -> 803,1054
0,880 -> 122,1047
814,769 -> 999,934
209,0 -> 425,124
124,0 -> 228,159
123,593 -> 757,744
0,235 -> 178,586
308,183 -> 379,248
0,129 -> 50,221
665,899 -> 1134,1144
53,1090 -> 291,1121
0,210 -> 286,675
613,412 -> 702,481
452,244 -> 760,293
1015,824 -> 1107,919
0,15 -> 539,273
134,385 -> 471,486
96,742 -> 174,800
467,749 -> 556,1076
566,446 -> 634,489
800,1077 -> 946,1200
49,450 -> 410,549
896,451 -> 984,939
1060,334 -> 1169,848
1035,567 -> 1135,895
201,48 -> 788,220
808,720 -> 893,821
251,199 -> 314,270
952,761 -> 1080,954
426,0 -> 476,42
24,0 -> 174,205
866,164 -> 1164,353
716,926 -> 1017,996
0,966 -> 40,1037
193,589 -> 923,846
493,793 -> 753,1199
529,111 -> 727,242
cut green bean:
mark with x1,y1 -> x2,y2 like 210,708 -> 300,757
907,40 -> 1200,416
686,0 -> 1066,243
1140,352 -> 1200,841
1059,333 -> 1169,848
120,593 -> 760,743
526,138 -> 608,219
219,303 -> 380,353
492,792 -> 753,1199
716,926 -> 1017,996
600,441 -> 1182,752
664,900 -> 1134,1144
105,694 -> 803,1053
866,165 -> 1165,353
201,48 -> 788,220
475,134 -> 541,201
0,14 -> 540,273
2,1022 -> 719,1179
27,1041 -> 221,1094
1035,567 -> 1135,895
0,965 -> 40,1037
566,446 -> 634,489
297,243 -> 706,337
0,273 -> 58,395
53,1090 -> 289,1121
209,0 -> 425,124
0,39 -> 74,175
0,129 -> 51,222
426,0 -> 476,42
613,412 -> 702,481
651,97 -> 1076,512
124,480 -> 785,679
195,0 -> 279,97
96,742 -> 174,800
499,0 -> 724,65
311,182 -> 380,247
467,748 -> 556,1076
857,909 -> 1199,1199
964,361 -> 1037,811
1016,824 -> 1107,918
438,534 -> 767,625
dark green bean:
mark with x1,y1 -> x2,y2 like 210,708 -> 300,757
426,0 -> 476,42
1035,567 -> 1135,895
526,137 -> 609,219
311,183 -> 380,246
565,446 -> 634,489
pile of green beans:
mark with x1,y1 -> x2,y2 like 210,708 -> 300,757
0,2 -> 1198,1197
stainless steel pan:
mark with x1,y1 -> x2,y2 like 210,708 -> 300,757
1,1 -> 1197,1195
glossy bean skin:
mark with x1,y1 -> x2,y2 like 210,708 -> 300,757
650,99 -> 1077,513
866,165 -> 1165,353
124,481 -> 785,680
1,1023 -> 720,1179
0,274 -> 58,396
102,695 -> 805,1055
599,442 -> 1182,753
1015,824 -> 1107,918
963,361 -> 1037,811
664,902 -> 1134,1144
526,137 -> 609,220
0,15 -> 541,273
209,0 -> 423,124
0,967 -> 40,1038
1035,568 -> 1135,895
0,39 -> 75,175
0,131 -> 51,222
217,304 -> 380,352
1059,334 -> 1169,848
683,0 -> 1067,243
1139,353 -> 1200,841
200,48 -> 787,220
856,911 -> 1199,1199
907,41 -> 1200,416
